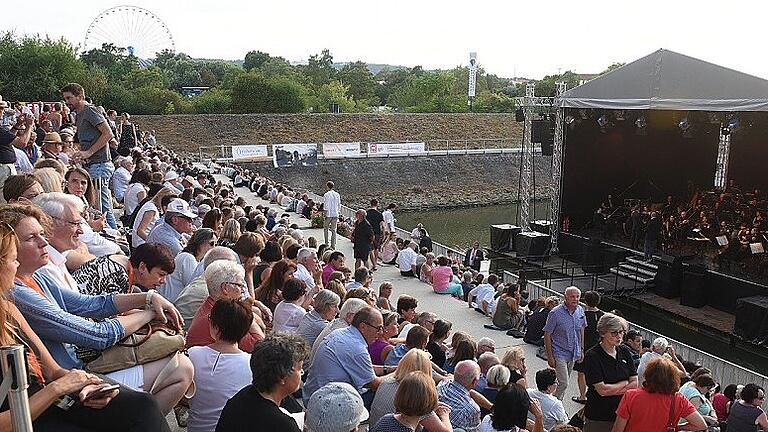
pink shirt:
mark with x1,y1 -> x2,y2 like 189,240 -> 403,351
431,266 -> 454,292
321,263 -> 336,285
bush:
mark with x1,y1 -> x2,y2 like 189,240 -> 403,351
231,72 -> 306,113
192,89 -> 231,114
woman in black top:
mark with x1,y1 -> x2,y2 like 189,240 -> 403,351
425,319 -> 452,368
573,290 -> 604,404
582,313 -> 638,432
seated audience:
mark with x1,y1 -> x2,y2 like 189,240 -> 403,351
296,288 -> 341,347
215,333 -> 307,431
188,298 -> 253,432
304,382 -> 370,432
527,368 -> 569,431
371,371 -> 450,432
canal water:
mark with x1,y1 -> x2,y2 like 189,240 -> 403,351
396,201 -> 551,250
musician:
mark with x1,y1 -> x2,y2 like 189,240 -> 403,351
644,212 -> 661,261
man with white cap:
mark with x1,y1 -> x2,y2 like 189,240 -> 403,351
163,170 -> 183,192
147,198 -> 196,255
305,382 -> 369,432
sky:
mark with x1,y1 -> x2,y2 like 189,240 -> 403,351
9,0 -> 768,80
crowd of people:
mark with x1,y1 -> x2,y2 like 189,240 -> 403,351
594,182 -> 768,277
0,85 -> 766,432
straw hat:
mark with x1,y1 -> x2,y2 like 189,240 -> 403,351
42,132 -> 62,144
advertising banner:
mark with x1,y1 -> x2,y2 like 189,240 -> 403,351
273,143 -> 318,167
231,145 -> 269,161
367,142 -> 426,154
322,142 -> 361,157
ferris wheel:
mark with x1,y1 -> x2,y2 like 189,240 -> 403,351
83,5 -> 175,60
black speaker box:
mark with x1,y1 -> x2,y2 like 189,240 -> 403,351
680,265 -> 707,308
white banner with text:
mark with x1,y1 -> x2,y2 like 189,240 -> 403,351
367,142 -> 426,154
231,145 -> 269,161
322,142 -> 361,157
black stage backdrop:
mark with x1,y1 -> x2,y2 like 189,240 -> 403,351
561,110 -> 720,228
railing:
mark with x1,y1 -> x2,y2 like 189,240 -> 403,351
305,193 -> 467,264
198,138 -> 537,163
502,270 -> 768,408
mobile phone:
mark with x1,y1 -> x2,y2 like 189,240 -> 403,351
83,383 -> 120,401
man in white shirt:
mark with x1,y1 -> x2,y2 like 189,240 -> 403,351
397,241 -> 419,277
322,180 -> 341,248
527,368 -> 569,431
382,203 -> 397,234
295,247 -> 322,291
111,157 -> 133,202
468,274 -> 499,315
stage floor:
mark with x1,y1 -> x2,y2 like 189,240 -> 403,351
537,276 -> 735,335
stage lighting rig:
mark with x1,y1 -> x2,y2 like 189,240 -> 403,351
727,116 -> 740,133
597,114 -> 614,133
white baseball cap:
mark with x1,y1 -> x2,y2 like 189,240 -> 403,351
166,198 -> 197,219
164,171 -> 179,182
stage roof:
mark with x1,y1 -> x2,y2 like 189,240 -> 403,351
558,49 -> 768,111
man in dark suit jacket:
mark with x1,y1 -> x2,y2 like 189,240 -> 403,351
464,241 -> 484,271
644,212 -> 661,261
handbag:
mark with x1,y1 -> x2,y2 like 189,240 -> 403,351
85,322 -> 185,374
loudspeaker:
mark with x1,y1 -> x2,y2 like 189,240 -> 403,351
653,256 -> 683,298
734,296 -> 768,340
581,238 -> 605,274
515,109 -> 525,122
680,265 -> 707,308
541,141 -> 553,156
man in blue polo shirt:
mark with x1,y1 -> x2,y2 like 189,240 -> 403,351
303,306 -> 385,408
543,286 -> 586,400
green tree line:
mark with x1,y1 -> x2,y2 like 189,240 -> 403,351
0,32 -> 594,115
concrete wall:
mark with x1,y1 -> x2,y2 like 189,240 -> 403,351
241,153 -> 552,211
133,113 -> 523,154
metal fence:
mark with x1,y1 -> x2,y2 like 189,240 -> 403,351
502,271 -> 768,407
198,138 -> 533,163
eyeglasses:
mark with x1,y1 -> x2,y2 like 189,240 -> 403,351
52,216 -> 82,227
226,281 -> 246,292
610,330 -> 626,337
361,321 -> 384,333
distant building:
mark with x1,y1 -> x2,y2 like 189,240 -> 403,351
180,86 -> 210,97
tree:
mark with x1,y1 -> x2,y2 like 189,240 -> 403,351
243,50 -> 271,71
191,89 -> 231,114
122,66 -> 167,90
80,43 -> 138,82
301,48 -> 336,87
308,80 -> 355,113
473,90 -> 516,112
0,32 -> 87,101
338,61 -> 377,106
600,62 -> 626,75
230,72 -> 306,113
375,68 -> 410,106
391,71 -> 466,113
535,71 -> 580,97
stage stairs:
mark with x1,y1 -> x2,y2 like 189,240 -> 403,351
609,256 -> 657,294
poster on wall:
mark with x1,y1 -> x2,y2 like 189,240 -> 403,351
322,142 -> 361,158
231,145 -> 269,161
367,142 -> 426,154
273,144 -> 318,167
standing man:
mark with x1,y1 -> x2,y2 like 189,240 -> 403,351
351,209 -> 374,270
366,199 -> 385,271
323,180 -> 341,249
382,203 -> 397,234
61,83 -> 117,229
543,286 -> 586,400
644,211 -> 661,261
464,241 -> 485,271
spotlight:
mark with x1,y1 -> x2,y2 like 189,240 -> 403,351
579,109 -> 589,120
597,115 -> 609,128
727,116 -> 740,133
565,115 -> 576,130
614,110 -> 626,121
678,117 -> 691,132
635,115 -> 647,136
